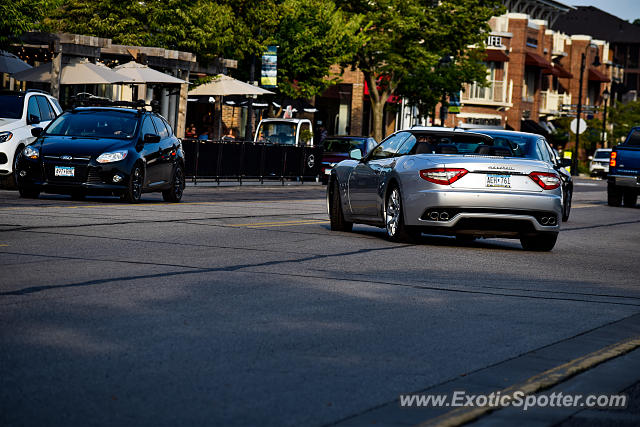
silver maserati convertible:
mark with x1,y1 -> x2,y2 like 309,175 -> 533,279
327,127 -> 563,251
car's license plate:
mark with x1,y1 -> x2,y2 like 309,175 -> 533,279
324,169 -> 331,175
487,174 -> 511,188
54,166 -> 75,177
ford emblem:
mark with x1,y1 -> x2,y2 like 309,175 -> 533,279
61,155 -> 72,161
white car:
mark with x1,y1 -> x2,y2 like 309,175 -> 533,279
0,90 -> 62,188
589,148 -> 612,177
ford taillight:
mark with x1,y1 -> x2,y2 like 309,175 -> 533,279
610,151 -> 617,167
419,168 -> 468,185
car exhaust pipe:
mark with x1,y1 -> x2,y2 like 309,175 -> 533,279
548,216 -> 557,225
541,217 -> 549,225
429,211 -> 440,221
439,212 -> 449,221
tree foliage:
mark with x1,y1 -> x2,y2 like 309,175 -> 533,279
44,0 -> 238,64
42,0 -> 361,100
0,0 -> 61,50
276,0 -> 366,99
344,0 -> 503,141
609,100 -> 640,144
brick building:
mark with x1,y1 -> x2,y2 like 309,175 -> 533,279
553,6 -> 637,103
447,12 -> 612,143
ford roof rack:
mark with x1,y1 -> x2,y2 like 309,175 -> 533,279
70,94 -> 157,111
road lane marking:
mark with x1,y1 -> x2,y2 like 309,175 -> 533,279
229,219 -> 329,228
416,335 -> 640,427
575,182 -> 601,187
0,199 -> 324,211
571,203 -> 602,208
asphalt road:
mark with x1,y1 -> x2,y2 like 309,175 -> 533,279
1,178 -> 639,426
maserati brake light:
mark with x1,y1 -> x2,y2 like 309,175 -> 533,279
529,171 -> 561,190
419,168 -> 468,185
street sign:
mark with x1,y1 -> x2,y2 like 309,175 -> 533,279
570,118 -> 587,134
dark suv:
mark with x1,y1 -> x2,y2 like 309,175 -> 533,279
16,104 -> 185,203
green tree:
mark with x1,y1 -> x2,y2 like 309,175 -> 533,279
219,0 -> 281,60
275,0 -> 365,99
0,1 -> 61,50
344,0 -> 503,141
399,48 -> 489,121
45,0 -> 237,64
609,100 -> 640,144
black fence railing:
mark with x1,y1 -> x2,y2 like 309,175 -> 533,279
182,139 -> 324,185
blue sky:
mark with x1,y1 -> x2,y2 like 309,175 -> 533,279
568,1 -> 640,22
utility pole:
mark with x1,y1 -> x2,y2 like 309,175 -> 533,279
244,55 -> 256,141
572,53 -> 586,176
601,88 -> 610,148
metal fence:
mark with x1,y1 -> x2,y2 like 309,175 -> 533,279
182,139 -> 324,185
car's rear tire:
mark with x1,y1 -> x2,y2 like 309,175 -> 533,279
623,190 -> 637,208
520,232 -> 558,251
607,184 -> 622,207
123,164 -> 144,203
385,185 -> 420,243
329,179 -> 352,232
162,165 -> 185,203
562,186 -> 572,222
18,187 -> 40,199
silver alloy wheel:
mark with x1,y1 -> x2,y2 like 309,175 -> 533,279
386,188 -> 401,237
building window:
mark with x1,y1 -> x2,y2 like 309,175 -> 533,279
469,63 -> 496,99
625,72 -> 638,91
629,47 -> 639,69
523,68 -> 536,103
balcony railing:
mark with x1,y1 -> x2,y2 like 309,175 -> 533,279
540,91 -> 572,115
461,80 -> 510,105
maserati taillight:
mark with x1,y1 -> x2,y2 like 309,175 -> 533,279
419,168 -> 468,185
529,171 -> 561,190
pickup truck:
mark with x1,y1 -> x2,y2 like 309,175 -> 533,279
608,127 -> 640,207
254,118 -> 314,146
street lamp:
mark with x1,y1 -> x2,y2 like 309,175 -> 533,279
572,43 -> 601,176
601,87 -> 610,148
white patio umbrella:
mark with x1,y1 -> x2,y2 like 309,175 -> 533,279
188,74 -> 274,96
0,50 -> 32,75
13,58 -> 135,84
189,75 -> 273,139
113,61 -> 187,84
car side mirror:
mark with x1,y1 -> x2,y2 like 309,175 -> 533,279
31,127 -> 43,137
28,114 -> 40,125
143,133 -> 161,144
560,158 -> 572,168
349,148 -> 362,160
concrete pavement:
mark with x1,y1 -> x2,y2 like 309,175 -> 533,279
1,178 -> 639,426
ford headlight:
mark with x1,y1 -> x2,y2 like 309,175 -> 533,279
96,150 -> 128,163
0,131 -> 12,143
23,145 -> 39,159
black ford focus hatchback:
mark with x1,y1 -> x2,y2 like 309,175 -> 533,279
16,105 -> 185,203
